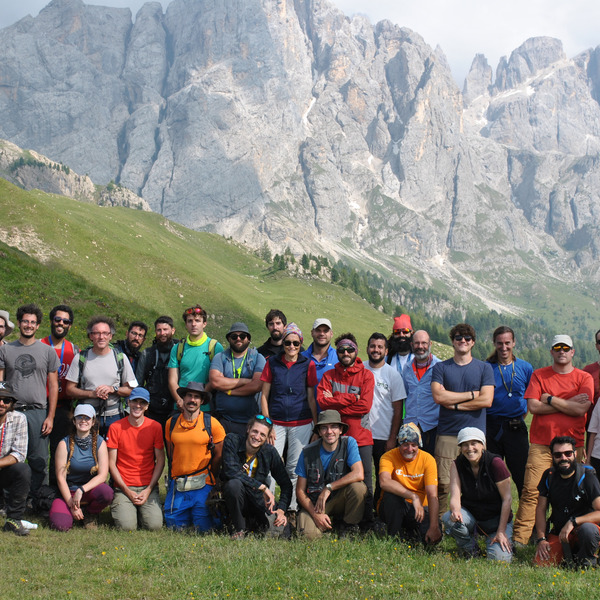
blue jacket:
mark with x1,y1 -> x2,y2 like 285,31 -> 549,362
267,352 -> 312,422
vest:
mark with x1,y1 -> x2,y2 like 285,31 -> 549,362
268,353 -> 311,422
303,437 -> 350,502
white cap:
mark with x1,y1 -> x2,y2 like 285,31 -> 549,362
457,427 -> 486,446
312,318 -> 332,330
74,404 -> 96,420
551,335 -> 573,348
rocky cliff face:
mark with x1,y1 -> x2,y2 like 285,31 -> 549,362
1,0 -> 600,310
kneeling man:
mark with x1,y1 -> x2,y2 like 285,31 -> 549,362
535,435 -> 600,568
296,410 -> 367,539
107,387 -> 165,530
221,415 -> 292,538
378,423 -> 442,544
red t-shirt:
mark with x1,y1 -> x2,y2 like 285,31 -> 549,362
526,366 -> 594,446
41,337 -> 77,406
107,417 -> 164,486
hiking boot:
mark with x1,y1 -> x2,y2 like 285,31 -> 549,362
230,530 -> 246,541
286,510 -> 297,531
3,518 -> 30,536
83,514 -> 99,530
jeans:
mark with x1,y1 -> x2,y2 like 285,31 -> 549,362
19,407 -> 49,496
164,479 -> 220,532
272,422 -> 312,511
442,508 -> 513,562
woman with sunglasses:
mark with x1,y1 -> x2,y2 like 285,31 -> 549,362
49,404 -> 113,530
260,323 -> 318,514
442,427 -> 513,561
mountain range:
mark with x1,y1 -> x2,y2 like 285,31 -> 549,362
2,0 -> 600,320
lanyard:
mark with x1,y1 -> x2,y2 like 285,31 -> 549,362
0,420 -> 5,457
498,361 -> 515,397
48,337 -> 66,367
233,353 -> 247,379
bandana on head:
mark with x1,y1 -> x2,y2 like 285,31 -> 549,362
282,322 -> 303,343
336,338 -> 358,353
397,422 -> 422,447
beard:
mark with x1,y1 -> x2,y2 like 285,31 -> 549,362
554,460 -> 576,476
51,325 -> 69,340
389,336 -> 412,355
271,330 -> 283,341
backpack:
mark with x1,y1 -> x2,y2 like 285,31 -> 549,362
175,337 -> 218,364
167,411 -> 214,481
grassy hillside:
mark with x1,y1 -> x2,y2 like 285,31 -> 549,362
0,179 -> 454,355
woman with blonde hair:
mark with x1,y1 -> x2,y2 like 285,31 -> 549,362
49,404 -> 113,530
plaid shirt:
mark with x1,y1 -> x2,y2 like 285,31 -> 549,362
0,411 -> 28,463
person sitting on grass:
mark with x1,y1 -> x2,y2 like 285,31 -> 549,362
49,404 -> 113,530
221,414 -> 292,539
442,427 -> 513,561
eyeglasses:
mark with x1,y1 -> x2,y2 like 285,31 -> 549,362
53,316 -> 73,325
90,331 -> 111,337
19,320 -> 37,326
453,335 -> 473,342
185,307 -> 204,315
393,328 -> 412,335
228,333 -> 249,341
552,344 -> 572,352
255,414 -> 273,426
552,450 -> 574,459
283,340 -> 301,347
129,331 -> 146,338
337,346 -> 356,354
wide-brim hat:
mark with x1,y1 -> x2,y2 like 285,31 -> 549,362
0,310 -> 14,337
177,381 -> 210,400
226,322 -> 251,339
313,409 -> 349,435
0,381 -> 16,401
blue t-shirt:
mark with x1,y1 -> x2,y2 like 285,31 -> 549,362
295,435 -> 361,478
62,434 -> 106,489
487,358 -> 533,419
431,358 -> 495,436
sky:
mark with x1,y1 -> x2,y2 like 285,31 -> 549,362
2,0 -> 599,85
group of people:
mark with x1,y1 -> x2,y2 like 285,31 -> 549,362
1,303 -> 600,568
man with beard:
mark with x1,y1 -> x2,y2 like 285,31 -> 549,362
209,322 -> 266,435
257,309 -> 287,359
387,314 -> 414,374
0,304 -> 59,499
534,436 -> 600,568
0,310 -> 15,346
136,316 -> 178,430
302,318 -> 338,385
41,305 -> 79,485
114,321 -> 148,373
402,330 -> 441,455
513,335 -> 593,546
318,333 -> 375,520
364,332 -> 406,504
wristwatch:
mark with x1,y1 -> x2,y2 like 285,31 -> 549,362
112,384 -> 119,393
570,516 -> 578,527
547,396 -> 553,405
535,536 -> 547,544
325,483 -> 333,492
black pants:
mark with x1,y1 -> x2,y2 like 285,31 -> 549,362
0,462 -> 31,519
486,417 -> 529,497
358,444 -> 374,521
49,406 -> 71,487
379,492 -> 431,542
222,478 -> 270,533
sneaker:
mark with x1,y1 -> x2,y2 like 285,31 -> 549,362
3,518 -> 30,536
230,530 -> 246,541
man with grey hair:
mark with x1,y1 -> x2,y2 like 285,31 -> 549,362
66,316 -> 137,437
513,334 -> 593,546
209,322 -> 265,435
0,310 -> 14,346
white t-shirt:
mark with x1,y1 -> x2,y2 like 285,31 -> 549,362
588,401 -> 600,459
365,362 -> 406,441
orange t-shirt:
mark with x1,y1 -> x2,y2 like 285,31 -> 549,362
166,413 -> 225,481
526,366 -> 594,446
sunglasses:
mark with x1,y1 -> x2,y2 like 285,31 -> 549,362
552,344 -> 571,352
53,316 -> 73,325
453,335 -> 473,342
283,340 -> 301,347
75,415 -> 92,422
552,450 -> 574,459
228,333 -> 249,341
393,328 -> 412,335
0,397 -> 15,405
185,307 -> 204,315
255,414 -> 273,426
337,346 -> 356,354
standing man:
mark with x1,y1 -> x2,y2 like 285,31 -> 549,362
221,414 -> 291,538
534,436 -> 600,568
295,410 -> 367,539
209,322 -> 265,435
257,309 -> 287,359
0,382 -> 31,536
302,318 -> 338,384
583,328 -> 600,425
114,321 -> 148,373
65,316 -> 137,437
387,314 -> 414,373
402,330 -> 441,455
364,332 -> 406,504
513,335 -> 593,546
107,387 -> 165,531
378,423 -> 441,544
0,304 -> 59,499
486,326 -> 533,497
168,305 -> 223,410
41,304 -> 79,486
0,310 -> 14,346
431,323 -> 495,517
135,316 -> 178,429
318,333 -> 375,520
164,382 -> 225,531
